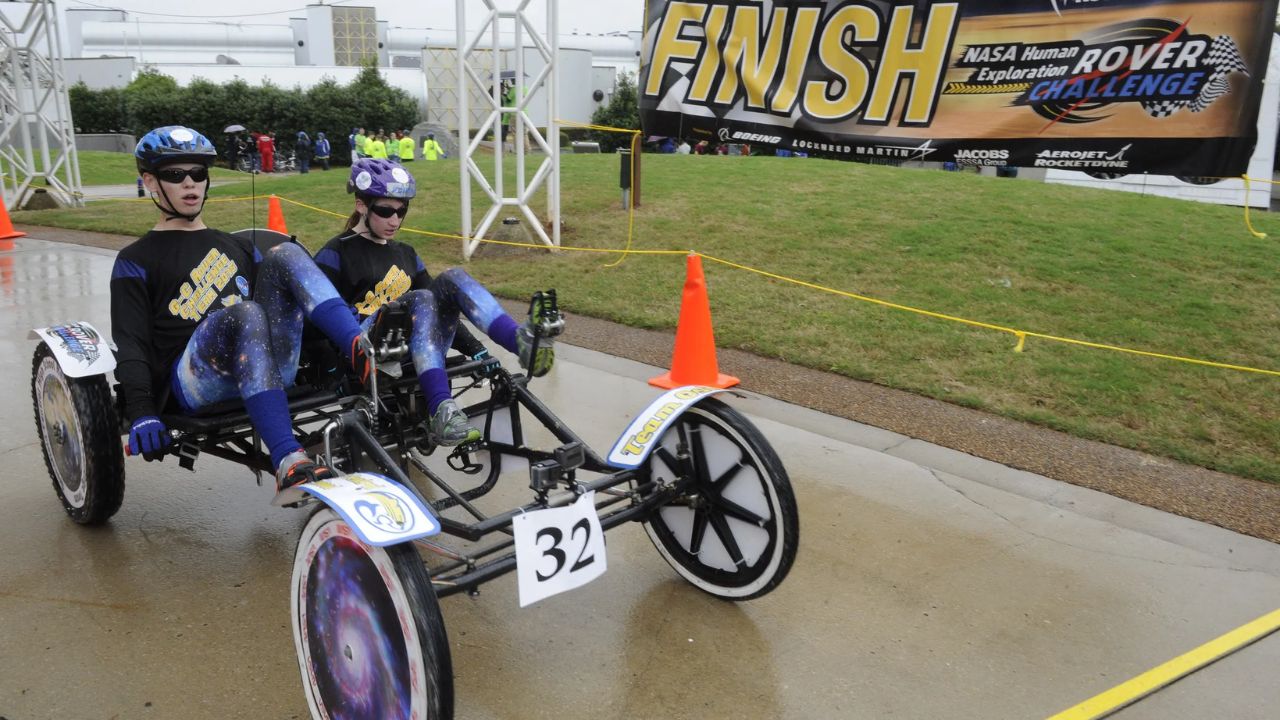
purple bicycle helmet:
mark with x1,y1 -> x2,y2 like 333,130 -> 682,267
135,125 -> 217,174
347,158 -> 416,200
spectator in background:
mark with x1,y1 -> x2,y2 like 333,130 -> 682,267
258,130 -> 276,173
399,130 -> 416,161
242,134 -> 260,173
387,131 -> 401,163
658,137 -> 676,154
314,132 -> 331,171
369,133 -> 388,159
694,139 -> 709,155
296,131 -> 312,174
423,132 -> 445,161
353,127 -> 367,161
676,139 -> 691,155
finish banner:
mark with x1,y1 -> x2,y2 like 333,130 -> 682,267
638,0 -> 1278,175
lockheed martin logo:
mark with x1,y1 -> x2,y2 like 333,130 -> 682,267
857,139 -> 937,161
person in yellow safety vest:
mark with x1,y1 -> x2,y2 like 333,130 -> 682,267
353,128 -> 367,160
369,134 -> 388,159
362,133 -> 375,158
399,130 -> 416,161
423,132 -> 446,161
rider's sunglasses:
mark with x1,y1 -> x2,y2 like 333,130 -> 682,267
369,204 -> 409,219
156,166 -> 209,184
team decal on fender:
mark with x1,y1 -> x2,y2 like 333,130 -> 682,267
299,472 -> 440,547
607,385 -> 730,469
50,323 -> 103,365
169,248 -> 241,321
356,265 -> 411,316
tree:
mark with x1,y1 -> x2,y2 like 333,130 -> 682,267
590,72 -> 639,153
67,66 -> 420,166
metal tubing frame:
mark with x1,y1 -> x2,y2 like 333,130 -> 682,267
0,0 -> 82,211
456,0 -> 560,261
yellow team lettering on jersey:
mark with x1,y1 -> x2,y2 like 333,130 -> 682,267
355,265 -> 411,316
169,248 -> 240,322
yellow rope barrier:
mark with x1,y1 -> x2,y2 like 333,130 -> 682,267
557,118 -> 643,268
1241,175 -> 1270,239
61,179 -> 1280,380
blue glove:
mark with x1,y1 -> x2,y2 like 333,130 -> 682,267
128,416 -> 172,459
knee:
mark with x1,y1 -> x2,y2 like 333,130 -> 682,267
435,266 -> 472,288
224,300 -> 270,338
401,288 -> 435,309
263,240 -> 308,270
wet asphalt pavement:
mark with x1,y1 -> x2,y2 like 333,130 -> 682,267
1,236 -> 1278,720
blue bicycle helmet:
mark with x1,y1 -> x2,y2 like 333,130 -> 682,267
348,158 -> 416,200
135,125 -> 217,174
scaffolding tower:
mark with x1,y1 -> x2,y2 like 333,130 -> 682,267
0,0 -> 82,211
456,0 -> 560,260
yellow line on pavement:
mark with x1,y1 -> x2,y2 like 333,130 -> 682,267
1046,608 -> 1280,720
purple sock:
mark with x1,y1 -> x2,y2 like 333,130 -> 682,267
420,368 -> 452,415
311,298 -> 362,359
243,388 -> 302,468
488,315 -> 519,355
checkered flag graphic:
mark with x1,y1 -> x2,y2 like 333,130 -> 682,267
1141,98 -> 1188,118
1190,76 -> 1232,112
1204,35 -> 1249,80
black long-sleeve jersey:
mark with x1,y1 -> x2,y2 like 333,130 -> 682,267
314,231 -> 485,357
109,228 -> 260,422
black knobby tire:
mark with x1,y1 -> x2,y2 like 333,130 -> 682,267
642,398 -> 799,600
292,507 -> 454,720
31,344 -> 125,524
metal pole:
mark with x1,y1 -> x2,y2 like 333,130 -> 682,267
548,0 -> 560,245
456,0 -> 472,251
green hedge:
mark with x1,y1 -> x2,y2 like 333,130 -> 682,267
69,64 -> 419,164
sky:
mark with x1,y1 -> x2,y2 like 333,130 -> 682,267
63,0 -> 645,35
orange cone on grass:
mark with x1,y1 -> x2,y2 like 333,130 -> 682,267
649,254 -> 739,390
0,200 -> 26,250
267,194 -> 288,234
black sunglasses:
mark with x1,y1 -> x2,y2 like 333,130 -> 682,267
369,204 -> 409,219
156,166 -> 209,184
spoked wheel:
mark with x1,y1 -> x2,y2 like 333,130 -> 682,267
291,508 -> 453,720
642,398 -> 799,600
30,344 -> 125,524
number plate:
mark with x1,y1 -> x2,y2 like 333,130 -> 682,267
513,491 -> 608,607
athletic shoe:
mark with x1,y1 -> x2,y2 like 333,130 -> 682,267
428,399 -> 481,446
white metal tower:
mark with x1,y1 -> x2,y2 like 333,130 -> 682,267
0,0 -> 82,211
456,0 -> 560,260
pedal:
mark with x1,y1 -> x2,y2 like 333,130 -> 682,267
176,441 -> 200,471
528,290 -> 564,338
446,442 -> 485,475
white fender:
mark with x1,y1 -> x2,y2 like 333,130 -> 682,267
29,322 -> 117,378
297,472 -> 441,547
606,385 -> 733,469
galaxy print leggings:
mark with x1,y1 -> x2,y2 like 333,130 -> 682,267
362,267 -> 510,374
171,242 -> 345,412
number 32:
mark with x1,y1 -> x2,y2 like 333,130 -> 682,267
535,519 -> 596,581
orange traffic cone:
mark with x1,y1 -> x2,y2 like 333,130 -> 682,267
266,195 -> 288,234
0,200 -> 26,250
649,254 -> 739,390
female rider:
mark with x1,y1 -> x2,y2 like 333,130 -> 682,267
314,158 -> 554,446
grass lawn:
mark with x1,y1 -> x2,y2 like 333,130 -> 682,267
13,153 -> 1280,484
1,150 -> 243,188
